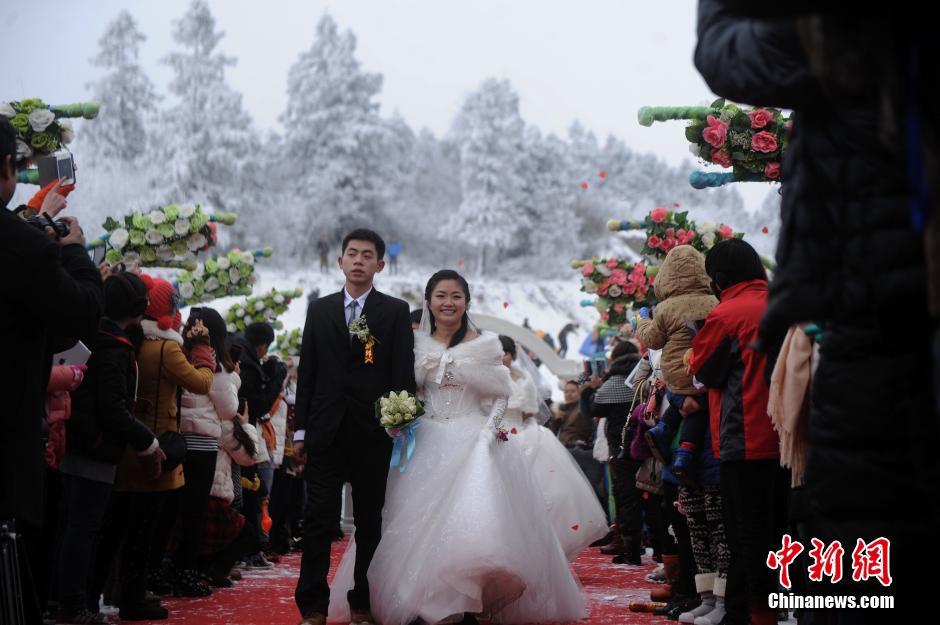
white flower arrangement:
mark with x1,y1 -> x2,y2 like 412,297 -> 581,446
2,98 -> 92,159
224,287 -> 303,332
99,203 -> 237,268
273,328 -> 303,358
174,249 -> 265,305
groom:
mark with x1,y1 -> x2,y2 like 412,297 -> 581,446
293,229 -> 416,625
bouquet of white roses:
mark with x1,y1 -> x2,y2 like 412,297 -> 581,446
225,287 -> 303,333
377,391 -> 425,472
176,248 -> 272,305
92,203 -> 236,267
375,391 -> 425,430
1,99 -> 99,162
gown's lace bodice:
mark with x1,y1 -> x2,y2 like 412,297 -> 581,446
414,332 -> 512,423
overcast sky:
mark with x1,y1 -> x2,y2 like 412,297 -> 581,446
1,0 -> 771,209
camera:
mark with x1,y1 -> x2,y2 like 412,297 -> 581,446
26,213 -> 70,239
36,152 -> 76,187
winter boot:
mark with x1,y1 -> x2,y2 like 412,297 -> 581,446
679,573 -> 716,623
650,553 -> 682,599
600,530 -> 626,556
654,594 -> 699,618
692,576 -> 726,625
612,536 -> 643,566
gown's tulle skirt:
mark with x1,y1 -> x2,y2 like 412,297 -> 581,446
517,420 -> 608,561
327,414 -> 586,625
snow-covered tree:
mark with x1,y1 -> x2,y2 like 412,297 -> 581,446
84,10 -> 158,163
279,15 -> 398,258
516,127 -> 581,273
450,78 -> 527,274
160,0 -> 261,216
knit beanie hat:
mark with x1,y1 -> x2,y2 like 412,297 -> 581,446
140,274 -> 181,331
705,238 -> 767,291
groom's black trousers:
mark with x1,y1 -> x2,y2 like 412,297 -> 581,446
295,415 -> 393,616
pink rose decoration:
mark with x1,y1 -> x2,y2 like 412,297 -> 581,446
680,230 -> 698,245
662,237 -> 678,252
747,109 -> 773,129
751,131 -> 778,154
665,227 -> 675,238
609,269 -> 628,286
647,235 -> 663,249
702,115 -> 729,148
582,263 -> 595,276
710,148 -> 732,168
718,225 -> 734,239
606,258 -> 620,269
601,312 -> 610,321
598,280 -> 610,296
764,162 -> 781,180
624,283 -> 637,296
650,207 -> 669,223
614,304 -> 625,313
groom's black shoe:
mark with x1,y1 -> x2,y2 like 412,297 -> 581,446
298,613 -> 326,625
459,615 -> 479,625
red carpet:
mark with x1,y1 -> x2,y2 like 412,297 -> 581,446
128,540 -> 663,624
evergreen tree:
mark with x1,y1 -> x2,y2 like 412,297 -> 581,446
279,14 -> 395,258
84,10 -> 158,163
160,0 -> 261,215
450,78 -> 527,274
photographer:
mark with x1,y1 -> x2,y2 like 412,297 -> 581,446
0,116 -> 103,619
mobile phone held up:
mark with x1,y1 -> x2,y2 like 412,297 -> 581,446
36,152 -> 76,187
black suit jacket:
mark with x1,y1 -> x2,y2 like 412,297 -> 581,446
294,289 -> 416,452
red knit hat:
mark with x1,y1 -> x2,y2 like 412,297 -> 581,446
140,274 -> 181,331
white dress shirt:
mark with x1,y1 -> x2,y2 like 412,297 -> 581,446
344,287 -> 372,326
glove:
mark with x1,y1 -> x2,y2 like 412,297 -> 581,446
189,343 -> 216,371
26,179 -> 75,211
637,307 -> 652,320
241,475 -> 261,492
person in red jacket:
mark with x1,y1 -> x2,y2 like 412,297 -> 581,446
690,239 -> 789,625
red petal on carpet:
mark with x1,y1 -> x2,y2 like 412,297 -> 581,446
119,538 -> 662,624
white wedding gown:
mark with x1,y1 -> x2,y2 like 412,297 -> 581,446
328,332 -> 585,625
504,367 -> 608,561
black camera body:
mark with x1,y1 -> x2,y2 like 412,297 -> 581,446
26,213 -> 70,239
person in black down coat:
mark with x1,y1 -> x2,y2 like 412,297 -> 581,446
56,272 -> 162,623
694,2 -> 940,618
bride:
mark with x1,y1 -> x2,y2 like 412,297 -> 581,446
329,270 -> 585,625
